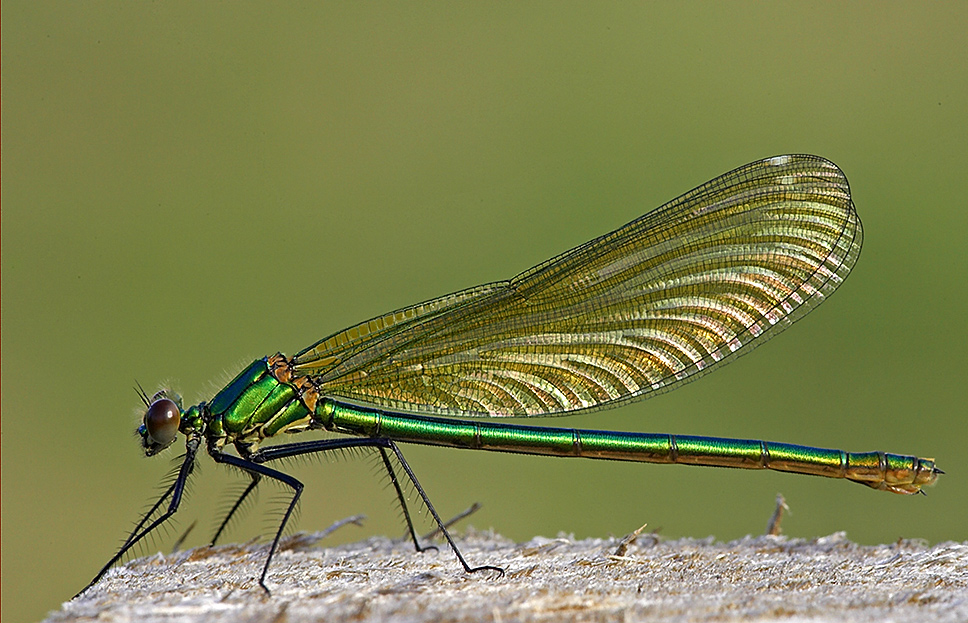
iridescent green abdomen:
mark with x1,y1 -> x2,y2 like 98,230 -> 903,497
319,398 -> 939,495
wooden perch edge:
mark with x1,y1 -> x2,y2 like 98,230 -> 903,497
51,530 -> 968,623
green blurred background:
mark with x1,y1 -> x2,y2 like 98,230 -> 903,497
3,3 -> 966,621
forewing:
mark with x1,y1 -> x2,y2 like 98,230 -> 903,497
295,155 -> 861,417
294,282 -> 506,375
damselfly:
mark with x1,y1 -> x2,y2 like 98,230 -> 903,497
77,155 -> 940,596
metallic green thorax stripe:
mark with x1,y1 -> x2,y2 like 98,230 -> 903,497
208,358 -> 311,440
321,398 -> 936,493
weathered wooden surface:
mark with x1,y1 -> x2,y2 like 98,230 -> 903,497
50,530 -> 968,623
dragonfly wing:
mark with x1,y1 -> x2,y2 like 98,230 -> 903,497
293,282 -> 507,378
297,155 -> 861,418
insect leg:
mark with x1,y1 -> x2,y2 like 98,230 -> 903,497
75,437 -> 201,598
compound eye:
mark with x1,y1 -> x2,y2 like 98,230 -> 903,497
145,398 -> 181,447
